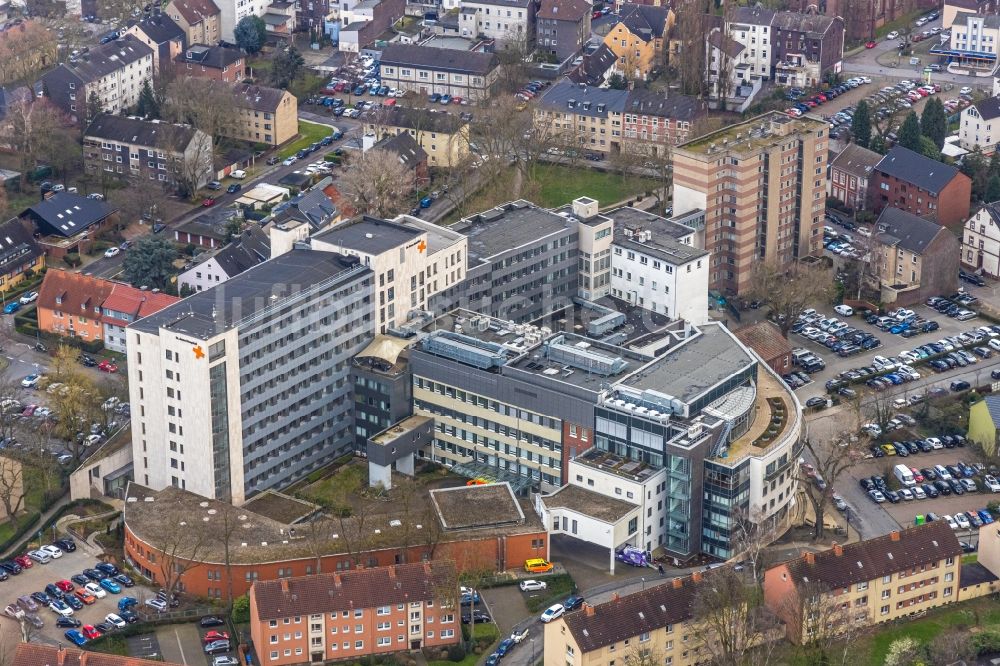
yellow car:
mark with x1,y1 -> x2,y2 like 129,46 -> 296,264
880,444 -> 897,456
515,102 -> 528,112
524,558 -> 554,573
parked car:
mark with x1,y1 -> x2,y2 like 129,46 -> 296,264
519,579 -> 547,592
539,604 -> 565,623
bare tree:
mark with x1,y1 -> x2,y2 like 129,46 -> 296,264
0,455 -> 25,532
692,568 -> 781,666
157,123 -> 215,199
801,431 -> 868,541
144,502 -> 211,595
340,148 -> 416,218
2,97 -> 76,191
781,579 -> 860,665
209,501 -> 244,605
0,22 -> 58,85
748,261 -> 837,338
164,78 -> 239,156
672,0 -> 712,97
864,390 -> 896,435
730,506 -> 780,589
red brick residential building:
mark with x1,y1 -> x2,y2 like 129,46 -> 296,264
174,43 -> 246,83
871,146 -> 973,228
735,321 -> 793,375
13,644 -> 184,666
829,143 -> 881,212
249,562 -> 460,664
621,89 -> 704,154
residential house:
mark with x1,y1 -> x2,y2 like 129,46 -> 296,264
101,284 -> 180,353
296,0 -> 332,34
941,12 -> 1000,73
83,114 -> 214,193
269,183 -> 342,234
672,112 -> 827,296
770,11 -> 844,88
458,0 -> 537,46
566,43 -> 617,86
705,26 -> 756,107
735,321 -> 793,375
789,0 -> 933,42
178,226 -> 270,293
365,106 -> 470,167
602,4 -> 671,81
248,562 -> 460,663
536,0 -> 592,62
963,202 -> 1000,277
764,523 -> 962,644
36,36 -> 154,123
533,79 -> 629,154
828,143 -> 881,211
544,569 -> 771,666
262,0 -> 297,39
174,44 -> 246,83
0,218 -> 45,295
123,12 -> 185,75
13,644 -> 185,666
367,131 -> 430,187
871,146 -> 973,227
621,89 -> 704,154
36,270 -> 116,344
165,0 -> 222,46
871,207 -> 960,306
378,44 -> 500,102
960,97 -> 1000,153
968,394 -> 1000,455
20,192 -> 118,259
228,84 -> 298,146
944,0 -> 999,30
337,0 -> 405,52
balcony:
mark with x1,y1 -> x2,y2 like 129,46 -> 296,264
718,370 -> 800,464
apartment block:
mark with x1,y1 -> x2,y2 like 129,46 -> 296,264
963,201 -> 1000,277
122,12 -> 185,76
603,4 -> 670,81
125,249 -> 374,505
0,219 -> 45,296
249,562 -> 460,664
533,80 -> 628,154
535,0 -> 591,61
166,0 -> 222,46
871,146 -> 972,227
310,215 -> 467,334
764,522 -> 962,644
672,111 -> 827,297
828,143 -> 881,212
175,44 -> 247,83
229,84 -> 298,147
83,114 -> 213,192
364,106 -> 471,167
458,0 -> 537,45
378,44 -> 500,103
37,36 -> 154,123
872,207 -> 959,306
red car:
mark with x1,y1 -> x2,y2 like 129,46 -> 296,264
203,631 -> 230,643
814,93 -> 827,102
56,580 -> 74,592
82,625 -> 101,640
75,589 -> 96,605
865,40 -> 877,48
13,555 -> 32,568
334,82 -> 347,92
592,9 -> 602,18
452,96 -> 463,104
98,360 -> 118,373
202,198 -> 216,207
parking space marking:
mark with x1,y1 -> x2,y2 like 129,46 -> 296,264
174,627 -> 189,665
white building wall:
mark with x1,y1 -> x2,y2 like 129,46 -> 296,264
609,245 -> 709,324
567,459 -> 666,551
672,185 -> 707,227
218,0 -> 270,43
960,105 -> 1000,152
177,257 -> 229,294
963,207 -> 1000,277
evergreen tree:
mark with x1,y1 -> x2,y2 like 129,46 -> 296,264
989,150 -> 1000,180
269,46 -> 305,89
988,175 -> 1000,203
918,136 -> 941,161
898,111 -> 922,152
86,91 -> 103,122
136,80 -> 160,119
234,16 -> 266,55
963,146 -> 989,200
851,100 -> 872,148
608,73 -> 628,90
920,97 -> 947,149
870,133 -> 887,154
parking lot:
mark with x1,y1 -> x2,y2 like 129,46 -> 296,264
0,541 -> 153,645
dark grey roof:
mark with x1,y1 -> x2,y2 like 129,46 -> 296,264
567,43 -> 616,85
731,5 -> 775,26
370,106 -> 467,134
0,86 -> 30,121
128,13 -> 184,44
874,207 -> 948,255
973,96 -> 1000,121
40,35 -> 152,85
272,188 -> 338,230
452,200 -> 576,267
954,10 -> 1000,28
130,249 -> 370,339
84,114 -> 196,150
961,561 -> 998,587
175,43 -> 243,68
233,84 -> 289,112
167,0 -> 220,25
617,3 -> 669,40
463,0 -> 532,7
176,209 -> 240,240
621,322 -> 754,403
312,216 -> 421,255
380,43 -> 499,75
614,231 -> 707,265
607,207 -> 695,240
981,394 -> 1000,426
707,29 -> 745,58
771,10 -> 840,37
625,89 -> 704,121
21,192 -> 117,238
212,226 -> 270,278
537,0 -> 591,21
372,132 -> 428,170
875,146 -> 962,195
0,218 -> 43,276
536,79 -> 629,118
830,143 -> 882,179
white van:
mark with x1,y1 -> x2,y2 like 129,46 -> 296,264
230,169 -> 247,179
894,463 -> 915,487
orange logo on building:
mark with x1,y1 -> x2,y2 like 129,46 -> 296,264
193,345 -> 205,359
417,240 -> 427,253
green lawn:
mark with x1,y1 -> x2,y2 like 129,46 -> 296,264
297,464 -> 365,506
532,164 -> 656,208
428,654 -> 480,666
278,121 -> 336,159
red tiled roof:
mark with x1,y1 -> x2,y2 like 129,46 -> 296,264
168,0 -> 220,25
103,284 -> 179,325
37,270 -> 115,319
537,0 -> 591,21
734,321 -> 792,363
14,643 -> 183,666
251,561 -> 456,620
323,184 -> 356,217
778,522 -> 962,591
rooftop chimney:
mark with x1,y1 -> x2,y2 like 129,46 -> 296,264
58,647 -> 66,666
612,593 -> 620,602
891,531 -> 900,542
672,578 -> 682,589
833,543 -> 843,557
387,567 -> 396,579
280,579 -> 289,594
584,604 -> 595,617
804,551 -> 815,565
692,571 -> 703,583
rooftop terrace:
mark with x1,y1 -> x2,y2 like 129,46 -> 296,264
678,111 -> 827,156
